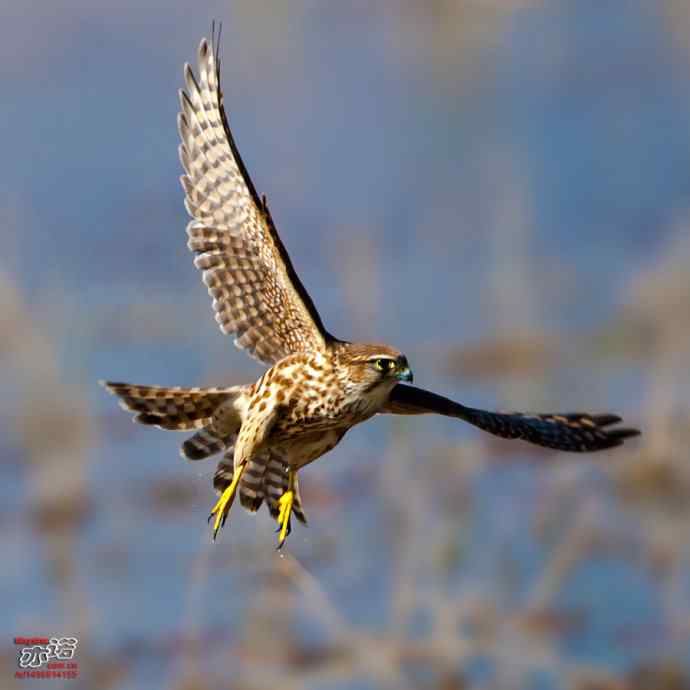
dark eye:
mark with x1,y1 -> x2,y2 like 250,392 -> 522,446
374,358 -> 394,372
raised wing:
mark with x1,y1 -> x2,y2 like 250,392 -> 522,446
178,32 -> 331,364
384,384 -> 640,452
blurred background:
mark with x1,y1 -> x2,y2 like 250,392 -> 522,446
2,1 -> 690,689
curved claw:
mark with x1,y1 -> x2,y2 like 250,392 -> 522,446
277,490 -> 294,548
276,470 -> 296,548
208,462 -> 245,541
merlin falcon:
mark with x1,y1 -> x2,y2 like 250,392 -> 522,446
102,29 -> 640,548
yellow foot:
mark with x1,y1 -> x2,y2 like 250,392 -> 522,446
276,470 -> 296,549
208,463 -> 244,541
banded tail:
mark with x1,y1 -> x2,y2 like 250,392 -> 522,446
100,380 -> 305,522
100,380 -> 245,455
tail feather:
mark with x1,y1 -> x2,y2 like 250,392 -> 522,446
239,455 -> 268,512
182,428 -> 233,460
213,450 -> 265,513
133,412 -> 206,430
100,381 -> 236,431
264,454 -> 307,524
213,449 -> 237,493
101,379 -> 309,528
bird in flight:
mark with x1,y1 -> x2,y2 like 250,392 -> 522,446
102,28 -> 639,548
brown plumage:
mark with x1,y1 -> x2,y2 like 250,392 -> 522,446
101,27 -> 640,548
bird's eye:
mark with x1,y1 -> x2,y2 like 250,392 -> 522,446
374,358 -> 395,372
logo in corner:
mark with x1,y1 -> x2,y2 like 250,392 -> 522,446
14,637 -> 79,680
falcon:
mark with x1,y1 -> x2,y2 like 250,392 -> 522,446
102,28 -> 640,548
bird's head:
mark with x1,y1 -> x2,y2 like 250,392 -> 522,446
335,342 -> 413,398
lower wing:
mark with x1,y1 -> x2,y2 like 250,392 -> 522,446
383,384 -> 640,453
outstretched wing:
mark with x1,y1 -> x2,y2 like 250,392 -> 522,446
384,384 -> 640,452
178,32 -> 331,364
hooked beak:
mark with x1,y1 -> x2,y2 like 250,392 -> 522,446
396,367 -> 413,383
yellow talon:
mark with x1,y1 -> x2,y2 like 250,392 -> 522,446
209,463 -> 244,541
276,470 -> 296,548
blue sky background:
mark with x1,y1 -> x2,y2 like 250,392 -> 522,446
2,2 -> 690,689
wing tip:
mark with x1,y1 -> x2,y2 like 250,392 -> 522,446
183,62 -> 199,94
178,143 -> 190,172
606,426 -> 641,441
134,413 -> 165,427
198,37 -> 212,68
182,438 -> 210,461
577,419 -> 641,453
178,87 -> 190,114
176,112 -> 188,142
591,413 -> 623,427
182,196 -> 196,219
100,380 -> 125,394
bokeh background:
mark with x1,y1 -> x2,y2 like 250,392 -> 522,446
3,2 -> 690,689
